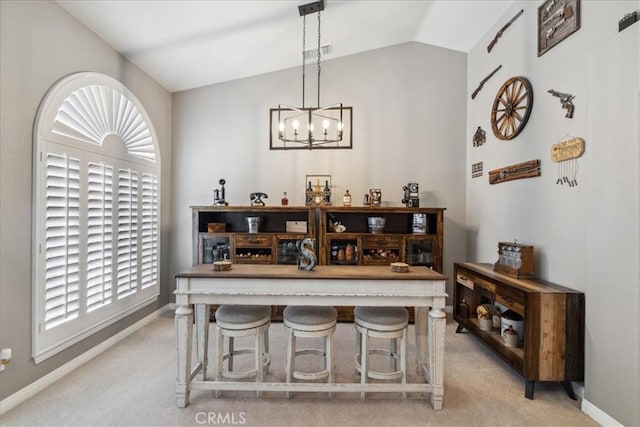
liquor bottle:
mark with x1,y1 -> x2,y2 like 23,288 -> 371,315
343,189 -> 352,206
313,180 -> 322,205
323,180 -> 331,205
492,307 -> 502,329
459,298 -> 469,319
281,192 -> 289,206
305,181 -> 313,206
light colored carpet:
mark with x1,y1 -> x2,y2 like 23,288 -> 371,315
1,311 -> 596,427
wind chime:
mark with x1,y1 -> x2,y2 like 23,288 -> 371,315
551,137 -> 585,187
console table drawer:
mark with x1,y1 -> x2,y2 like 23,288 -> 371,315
496,285 -> 525,315
235,234 -> 272,247
456,272 -> 474,290
474,277 -> 496,296
456,270 -> 496,299
362,235 -> 400,248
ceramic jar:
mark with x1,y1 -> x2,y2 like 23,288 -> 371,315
503,325 -> 518,348
479,317 -> 492,331
345,244 -> 354,261
501,309 -> 524,342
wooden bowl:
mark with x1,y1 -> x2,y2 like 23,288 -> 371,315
390,262 -> 409,273
212,261 -> 232,271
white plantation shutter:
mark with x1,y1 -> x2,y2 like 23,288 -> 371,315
116,168 -> 138,298
141,173 -> 159,289
53,85 -> 156,162
86,161 -> 113,312
44,153 -> 81,329
33,73 -> 161,363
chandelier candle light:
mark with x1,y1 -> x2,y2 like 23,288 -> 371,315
270,0 -> 352,150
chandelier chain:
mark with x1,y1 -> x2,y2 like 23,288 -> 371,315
302,14 -> 306,108
317,10 -> 321,108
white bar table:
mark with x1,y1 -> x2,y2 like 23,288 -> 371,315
174,264 -> 447,409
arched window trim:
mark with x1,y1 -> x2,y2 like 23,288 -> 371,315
32,72 -> 161,363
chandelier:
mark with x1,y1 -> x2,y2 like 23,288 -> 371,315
269,0 -> 352,150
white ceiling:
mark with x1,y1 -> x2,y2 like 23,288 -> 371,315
57,0 -> 515,93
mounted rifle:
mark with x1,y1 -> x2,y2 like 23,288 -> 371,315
487,9 -> 524,53
471,65 -> 502,100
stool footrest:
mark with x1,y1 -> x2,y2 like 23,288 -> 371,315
354,353 -> 404,381
221,351 -> 271,379
294,348 -> 326,357
293,370 -> 330,381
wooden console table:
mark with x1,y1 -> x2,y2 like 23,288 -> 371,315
174,264 -> 448,409
453,262 -> 584,399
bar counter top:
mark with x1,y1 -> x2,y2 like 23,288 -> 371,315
176,263 -> 447,281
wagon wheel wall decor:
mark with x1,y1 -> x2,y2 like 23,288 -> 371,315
491,76 -> 533,140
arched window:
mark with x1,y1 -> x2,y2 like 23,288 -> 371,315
32,72 -> 161,363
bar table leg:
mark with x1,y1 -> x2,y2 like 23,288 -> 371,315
428,306 -> 446,410
195,304 -> 210,380
176,305 -> 193,408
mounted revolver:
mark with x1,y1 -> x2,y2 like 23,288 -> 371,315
548,89 -> 575,118
542,2 -> 574,26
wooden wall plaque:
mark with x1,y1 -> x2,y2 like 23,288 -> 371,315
489,159 -> 541,185
551,137 -> 585,162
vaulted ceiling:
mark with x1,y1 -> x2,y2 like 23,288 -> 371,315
57,0 -> 515,92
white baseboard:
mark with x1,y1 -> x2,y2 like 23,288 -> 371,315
573,382 -> 585,400
581,398 -> 623,426
0,304 -> 172,416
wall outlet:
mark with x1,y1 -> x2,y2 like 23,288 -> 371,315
0,348 -> 12,371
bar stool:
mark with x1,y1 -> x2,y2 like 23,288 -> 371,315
354,306 -> 409,399
283,305 -> 337,398
214,304 -> 271,397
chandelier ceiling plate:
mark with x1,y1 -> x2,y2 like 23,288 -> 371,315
298,0 -> 324,16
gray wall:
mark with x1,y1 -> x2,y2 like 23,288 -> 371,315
0,1 -> 173,400
466,1 -> 639,425
171,41 -> 468,298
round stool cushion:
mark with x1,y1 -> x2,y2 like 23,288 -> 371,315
284,306 -> 338,331
215,305 -> 271,330
354,306 -> 409,331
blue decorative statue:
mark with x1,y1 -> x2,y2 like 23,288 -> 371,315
297,238 -> 317,271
